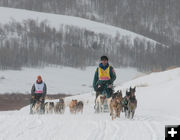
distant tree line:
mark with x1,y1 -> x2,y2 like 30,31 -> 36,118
0,19 -> 180,72
0,0 -> 180,46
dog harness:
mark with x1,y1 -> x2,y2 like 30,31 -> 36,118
98,66 -> 110,80
35,82 -> 44,94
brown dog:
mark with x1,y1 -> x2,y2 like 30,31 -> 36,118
110,90 -> 123,120
127,87 -> 137,119
76,101 -> 84,114
127,96 -> 137,119
69,99 -> 78,114
54,98 -> 65,114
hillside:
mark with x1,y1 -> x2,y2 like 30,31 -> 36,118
0,7 -> 170,71
0,0 -> 180,45
0,7 -> 157,44
0,7 -> 179,72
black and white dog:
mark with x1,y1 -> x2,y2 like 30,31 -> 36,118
44,102 -> 55,114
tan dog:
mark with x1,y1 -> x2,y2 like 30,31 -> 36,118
54,98 -> 65,114
95,95 -> 106,112
69,100 -> 78,114
110,90 -> 123,120
76,101 -> 84,114
32,101 -> 41,114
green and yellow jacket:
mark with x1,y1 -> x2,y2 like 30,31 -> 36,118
93,63 -> 116,91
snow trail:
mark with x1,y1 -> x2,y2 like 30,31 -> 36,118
1,68 -> 180,140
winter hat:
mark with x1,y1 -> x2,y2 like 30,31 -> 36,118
37,75 -> 42,80
101,56 -> 108,61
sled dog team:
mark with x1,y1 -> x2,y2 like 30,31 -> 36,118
32,98 -> 84,115
32,86 -> 137,120
30,55 -> 137,120
95,87 -> 137,120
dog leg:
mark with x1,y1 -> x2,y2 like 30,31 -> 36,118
128,110 -> 130,119
98,100 -> 102,113
113,109 -> 116,120
100,104 -> 102,112
132,110 -> 135,119
125,109 -> 127,118
102,104 -> 104,112
107,97 -> 112,112
111,109 -> 114,120
110,105 -> 113,116
117,108 -> 120,118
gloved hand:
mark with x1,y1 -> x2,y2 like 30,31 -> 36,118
39,97 -> 43,101
95,85 -> 101,91
108,84 -> 112,88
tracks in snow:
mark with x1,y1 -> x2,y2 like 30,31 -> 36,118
0,101 -> 180,140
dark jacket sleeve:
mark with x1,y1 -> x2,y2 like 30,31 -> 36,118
42,83 -> 47,98
109,66 -> 116,84
93,68 -> 98,91
31,84 -> 35,96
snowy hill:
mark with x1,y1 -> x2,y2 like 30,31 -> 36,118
0,68 -> 180,140
0,7 -> 158,46
0,7 -> 170,72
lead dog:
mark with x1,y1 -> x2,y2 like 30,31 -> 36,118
44,102 -> 55,114
110,90 -> 123,120
95,95 -> 106,113
69,100 -> 78,114
127,87 -> 137,119
54,98 -> 65,114
32,100 -> 42,114
76,101 -> 84,114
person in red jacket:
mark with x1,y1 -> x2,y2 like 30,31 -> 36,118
30,75 -> 47,114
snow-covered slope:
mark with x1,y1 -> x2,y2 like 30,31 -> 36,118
0,7 -> 157,45
0,66 -> 141,94
115,68 -> 180,116
0,68 -> 180,140
118,68 -> 180,88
